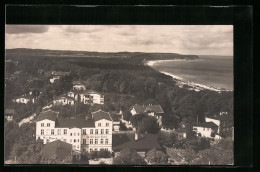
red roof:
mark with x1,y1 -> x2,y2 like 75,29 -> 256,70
36,110 -> 59,122
92,110 -> 112,122
194,122 -> 218,129
41,140 -> 72,161
113,133 -> 161,152
56,118 -> 95,128
131,105 -> 164,114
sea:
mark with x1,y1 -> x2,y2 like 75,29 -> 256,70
150,55 -> 233,90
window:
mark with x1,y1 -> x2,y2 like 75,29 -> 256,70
83,139 -> 86,145
106,123 -> 109,127
64,99 -> 66,102
51,129 -> 54,135
95,139 -> 98,144
83,129 -> 86,135
203,128 -> 205,131
41,129 -> 44,135
90,129 -> 93,134
70,133 -> 72,136
41,123 -> 44,127
64,139 -> 67,142
105,139 -> 108,144
105,148 -> 108,151
100,139 -> 104,144
47,123 -> 50,127
57,129 -> 61,135
78,133 -> 80,136
74,133 -> 76,136
70,139 -> 72,143
74,139 -> 76,143
95,129 -> 98,134
90,139 -> 93,144
98,123 -> 101,126
106,129 -> 109,134
90,148 -> 93,152
95,148 -> 98,151
78,139 -> 79,142
77,145 -> 79,148
101,129 -> 104,134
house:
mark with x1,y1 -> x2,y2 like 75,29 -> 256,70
110,113 -> 121,131
53,95 -> 75,105
5,109 -> 16,121
72,82 -> 86,91
67,90 -> 104,105
83,91 -> 104,105
173,128 -> 187,139
12,95 -> 35,104
50,71 -> 70,83
129,104 -> 164,126
193,122 -> 221,139
112,133 -> 161,158
41,140 -> 74,163
205,112 -> 232,134
35,109 -> 113,159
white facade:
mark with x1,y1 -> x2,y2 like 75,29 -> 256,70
36,116 -> 113,154
84,93 -> 104,105
12,97 -> 32,104
73,84 -> 86,91
193,126 -> 214,138
205,117 -> 220,133
130,108 -> 137,115
53,97 -> 75,105
50,76 -> 60,83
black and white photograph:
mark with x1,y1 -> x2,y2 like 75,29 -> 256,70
4,25 -> 235,165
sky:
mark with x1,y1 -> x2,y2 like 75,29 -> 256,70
5,25 -> 233,56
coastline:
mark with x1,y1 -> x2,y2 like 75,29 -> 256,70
145,60 -> 233,92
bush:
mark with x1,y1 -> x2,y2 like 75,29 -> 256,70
97,149 -> 111,158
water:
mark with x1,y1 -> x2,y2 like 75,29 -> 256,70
151,55 -> 233,90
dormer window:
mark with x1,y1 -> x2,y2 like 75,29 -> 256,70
47,123 -> 50,127
98,123 -> 101,126
106,123 -> 109,127
41,123 -> 44,127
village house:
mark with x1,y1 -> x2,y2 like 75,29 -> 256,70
112,132 -> 161,158
129,104 -> 164,126
72,82 -> 86,91
50,71 -> 70,83
67,90 -> 104,105
5,109 -> 16,122
205,112 -> 231,133
41,140 -> 74,164
12,95 -> 35,104
193,121 -> 221,140
35,109 -> 113,160
53,95 -> 75,105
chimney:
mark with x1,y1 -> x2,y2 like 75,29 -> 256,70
135,132 -> 139,141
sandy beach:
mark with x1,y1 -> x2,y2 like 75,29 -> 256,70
145,60 -> 232,92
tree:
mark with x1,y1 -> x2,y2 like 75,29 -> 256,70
113,148 -> 147,165
123,111 -> 132,121
129,113 -> 145,128
139,116 -> 160,133
146,148 -> 169,164
158,132 -> 178,147
97,149 -> 111,158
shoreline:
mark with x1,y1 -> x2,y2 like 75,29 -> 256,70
145,60 -> 233,92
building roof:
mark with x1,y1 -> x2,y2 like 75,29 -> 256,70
131,105 -> 164,114
36,110 -> 59,122
5,109 -> 16,115
41,140 -> 72,161
52,71 -> 70,76
206,115 -> 231,121
113,133 -> 161,152
56,118 -> 95,128
194,122 -> 218,129
54,95 -> 75,101
92,110 -> 112,122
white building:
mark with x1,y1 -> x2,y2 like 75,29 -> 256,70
50,71 -> 70,83
67,90 -> 104,105
12,95 -> 35,104
193,122 -> 221,139
35,109 -> 113,156
72,82 -> 86,91
53,95 -> 75,105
